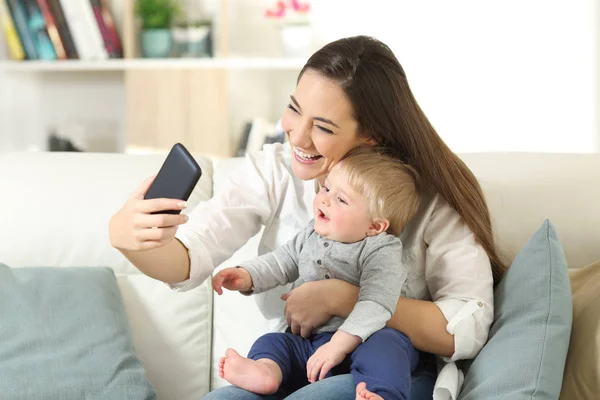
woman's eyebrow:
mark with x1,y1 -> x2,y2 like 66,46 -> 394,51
290,95 -> 340,128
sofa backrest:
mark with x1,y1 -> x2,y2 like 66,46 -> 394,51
460,152 -> 600,269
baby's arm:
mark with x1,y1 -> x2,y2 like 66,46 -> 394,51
212,267 -> 252,294
306,329 -> 361,383
338,235 -> 406,341
237,225 -> 314,293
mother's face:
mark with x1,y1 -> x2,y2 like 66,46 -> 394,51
281,70 -> 373,182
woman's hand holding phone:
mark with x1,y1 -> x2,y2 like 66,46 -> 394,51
109,175 -> 190,251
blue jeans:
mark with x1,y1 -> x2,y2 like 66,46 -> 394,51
201,351 -> 436,400
248,328 -> 419,399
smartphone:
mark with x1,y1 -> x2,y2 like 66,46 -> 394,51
144,143 -> 202,214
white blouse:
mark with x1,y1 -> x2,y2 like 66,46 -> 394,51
172,142 -> 494,400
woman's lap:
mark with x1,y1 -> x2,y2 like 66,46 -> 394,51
201,352 -> 437,400
201,385 -> 280,400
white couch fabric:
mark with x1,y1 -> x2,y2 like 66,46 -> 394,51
1,151 -> 599,399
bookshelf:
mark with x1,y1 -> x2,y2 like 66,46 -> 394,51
0,0 -> 309,157
0,57 -> 307,72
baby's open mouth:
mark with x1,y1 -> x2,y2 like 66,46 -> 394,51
318,209 -> 329,221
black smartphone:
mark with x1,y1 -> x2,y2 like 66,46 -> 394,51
144,143 -> 202,214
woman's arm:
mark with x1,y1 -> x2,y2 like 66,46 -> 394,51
386,297 -> 454,357
322,281 -> 455,356
109,146 -> 285,290
117,236 -> 191,284
282,279 -> 454,357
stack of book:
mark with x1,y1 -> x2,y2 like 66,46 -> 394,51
236,118 -> 287,157
0,0 -> 122,61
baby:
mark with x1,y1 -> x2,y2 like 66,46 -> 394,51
212,147 -> 421,400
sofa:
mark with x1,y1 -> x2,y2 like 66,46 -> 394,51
0,150 -> 599,400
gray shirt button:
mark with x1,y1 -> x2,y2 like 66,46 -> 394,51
317,260 -> 322,265
325,274 -> 330,279
324,242 -> 329,247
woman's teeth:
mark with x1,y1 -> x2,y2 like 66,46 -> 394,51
294,148 -> 321,160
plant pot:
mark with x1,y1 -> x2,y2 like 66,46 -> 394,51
172,25 -> 212,58
141,29 -> 172,58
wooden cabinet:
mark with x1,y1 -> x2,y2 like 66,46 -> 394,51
125,68 -> 230,157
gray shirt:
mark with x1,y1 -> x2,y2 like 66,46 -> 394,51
240,222 -> 407,341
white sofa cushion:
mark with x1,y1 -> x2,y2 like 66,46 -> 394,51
0,152 -> 214,400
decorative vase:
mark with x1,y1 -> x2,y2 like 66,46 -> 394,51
279,24 -> 312,58
141,29 -> 172,58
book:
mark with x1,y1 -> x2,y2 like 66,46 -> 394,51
36,0 -> 66,59
21,0 -> 57,60
237,118 -> 286,156
0,0 -> 25,60
46,0 -> 77,58
90,0 -> 121,58
6,0 -> 37,59
58,0 -> 106,60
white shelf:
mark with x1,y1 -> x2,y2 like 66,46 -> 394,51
0,57 -> 308,72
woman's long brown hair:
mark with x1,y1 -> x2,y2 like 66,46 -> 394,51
301,36 -> 506,284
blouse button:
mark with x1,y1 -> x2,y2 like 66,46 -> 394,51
317,260 -> 322,265
478,301 -> 484,308
324,242 -> 329,247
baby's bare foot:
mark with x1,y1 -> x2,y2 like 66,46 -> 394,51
221,348 -> 282,395
355,382 -> 384,400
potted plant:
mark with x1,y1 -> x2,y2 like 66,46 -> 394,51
135,0 -> 180,58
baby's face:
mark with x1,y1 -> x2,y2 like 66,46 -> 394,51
313,166 -> 375,243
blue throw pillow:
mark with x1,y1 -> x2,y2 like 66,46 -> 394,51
0,265 -> 157,400
459,220 -> 572,400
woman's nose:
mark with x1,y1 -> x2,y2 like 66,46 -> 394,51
289,122 -> 312,147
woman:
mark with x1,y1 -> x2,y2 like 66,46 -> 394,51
109,36 -> 504,400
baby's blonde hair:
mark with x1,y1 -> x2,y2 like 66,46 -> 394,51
336,147 -> 421,236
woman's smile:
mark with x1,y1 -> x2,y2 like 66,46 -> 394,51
293,146 -> 323,164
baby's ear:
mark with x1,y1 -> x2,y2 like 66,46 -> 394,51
366,218 -> 389,236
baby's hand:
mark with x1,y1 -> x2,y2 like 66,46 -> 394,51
306,342 -> 346,383
212,267 -> 252,295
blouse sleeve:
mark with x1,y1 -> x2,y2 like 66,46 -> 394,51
423,195 -> 495,361
169,145 -> 287,292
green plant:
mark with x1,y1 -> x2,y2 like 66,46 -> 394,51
135,0 -> 181,30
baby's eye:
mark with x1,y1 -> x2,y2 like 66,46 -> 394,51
323,186 -> 330,192
337,197 -> 347,205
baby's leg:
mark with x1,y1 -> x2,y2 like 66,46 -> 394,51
355,382 -> 384,400
220,348 -> 282,395
222,332 -> 316,395
350,328 -> 419,400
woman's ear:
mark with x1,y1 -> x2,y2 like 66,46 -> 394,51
366,218 -> 390,236
364,137 -> 378,147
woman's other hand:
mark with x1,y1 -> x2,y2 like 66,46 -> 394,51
109,176 -> 189,252
281,280 -> 347,338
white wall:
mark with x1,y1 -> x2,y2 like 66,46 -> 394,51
39,72 -> 125,152
309,0 -> 599,152
0,0 -> 597,154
